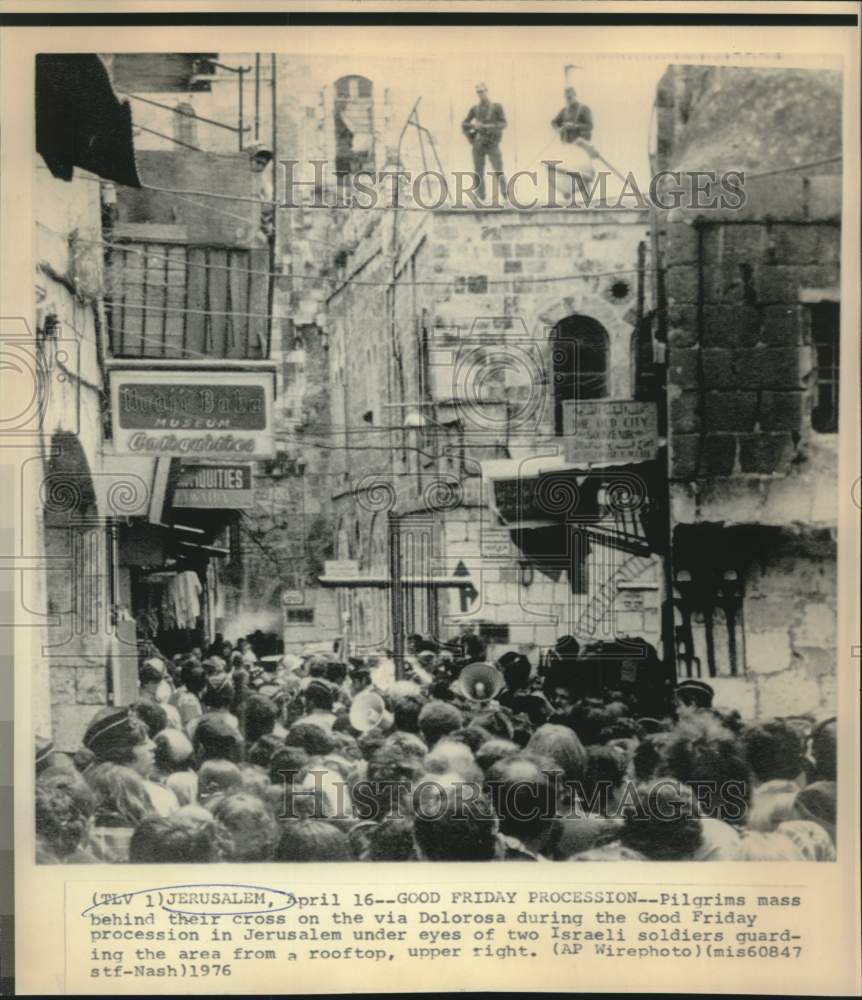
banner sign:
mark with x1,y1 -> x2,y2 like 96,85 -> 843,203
110,369 -> 275,458
563,399 -> 658,465
173,463 -> 254,509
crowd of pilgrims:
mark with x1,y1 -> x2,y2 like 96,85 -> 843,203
35,632 -> 837,864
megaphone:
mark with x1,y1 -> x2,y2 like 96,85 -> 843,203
349,689 -> 391,733
456,662 -> 504,703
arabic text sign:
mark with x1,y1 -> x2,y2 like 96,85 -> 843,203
563,399 -> 658,464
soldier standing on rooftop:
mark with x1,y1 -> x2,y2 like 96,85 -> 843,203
552,86 -> 594,143
462,82 -> 507,202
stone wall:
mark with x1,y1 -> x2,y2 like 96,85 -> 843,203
325,206 -> 663,662
659,65 -> 841,720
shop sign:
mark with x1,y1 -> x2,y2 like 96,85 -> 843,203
173,463 -> 254,509
110,370 -> 275,458
563,399 -> 658,465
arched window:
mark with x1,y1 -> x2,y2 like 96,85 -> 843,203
333,75 -> 374,177
551,314 -> 609,435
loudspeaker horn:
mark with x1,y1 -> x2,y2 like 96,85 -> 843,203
349,689 -> 390,733
457,662 -> 504,703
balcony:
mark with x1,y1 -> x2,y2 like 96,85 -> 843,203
105,234 -> 270,361
105,147 -> 273,364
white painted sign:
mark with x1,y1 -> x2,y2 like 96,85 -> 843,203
110,369 -> 275,458
563,399 -> 658,465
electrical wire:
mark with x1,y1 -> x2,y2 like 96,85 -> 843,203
40,222 -> 653,289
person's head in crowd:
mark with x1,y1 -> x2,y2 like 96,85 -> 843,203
326,660 -> 348,687
331,732 -> 362,761
475,738 -> 520,773
619,779 -> 703,861
744,720 -> 805,784
193,716 -> 244,765
357,727 -> 388,760
203,655 -> 226,677
305,656 -> 329,679
35,736 -> 57,776
448,726 -> 492,756
527,724 -> 588,785
498,651 -> 532,693
424,740 -> 482,782
472,707 -> 515,743
181,661 -> 207,698
570,843 -> 645,861
239,764 -> 272,800
393,694 -> 424,734
412,775 -> 499,861
154,729 -> 194,776
582,745 -> 629,816
350,666 -> 372,697
367,817 -> 417,861
809,717 -> 837,782
775,819 -> 836,861
132,700 -> 168,740
735,831 -> 805,861
35,778 -> 95,862
243,693 -> 279,745
661,712 -> 753,825
632,731 -> 674,781
86,762 -> 154,828
286,720 -> 336,757
198,760 -> 243,805
269,745 -> 311,788
211,792 -> 279,862
418,701 -> 463,748
276,819 -> 353,861
746,780 -> 798,832
569,702 -> 616,746
485,755 -> 557,857
358,740 -> 426,823
792,781 -> 836,841
129,811 -> 225,863
304,679 -> 336,714
83,707 -> 155,777
202,673 -> 235,713
675,679 -> 714,713
221,642 -> 233,661
138,660 -> 166,699
247,733 -> 284,771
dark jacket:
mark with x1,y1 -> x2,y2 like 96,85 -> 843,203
462,101 -> 507,147
552,101 -> 593,143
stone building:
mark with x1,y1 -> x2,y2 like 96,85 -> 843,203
225,54 -> 666,671
657,64 -> 842,717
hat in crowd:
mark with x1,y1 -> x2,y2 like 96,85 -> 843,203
208,672 -> 233,694
36,736 -> 54,774
305,678 -> 336,701
675,679 -> 714,709
83,706 -> 148,760
139,659 -> 166,686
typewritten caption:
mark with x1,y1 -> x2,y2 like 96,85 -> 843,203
65,881 -> 809,991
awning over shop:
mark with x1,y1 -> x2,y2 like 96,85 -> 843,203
36,54 -> 141,187
481,456 -> 663,558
